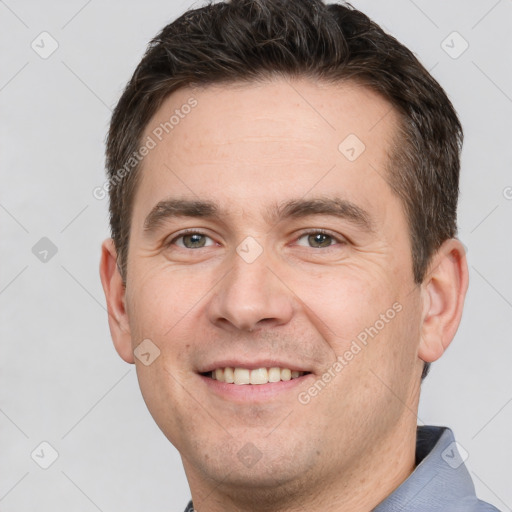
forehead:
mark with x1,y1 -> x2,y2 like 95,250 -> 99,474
134,78 -> 401,225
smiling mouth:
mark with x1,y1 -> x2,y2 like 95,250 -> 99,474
201,367 -> 311,385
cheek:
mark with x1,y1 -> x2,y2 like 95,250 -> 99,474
127,265 -> 211,341
294,265 -> 399,348
340,290 -> 422,408
134,362 -> 200,451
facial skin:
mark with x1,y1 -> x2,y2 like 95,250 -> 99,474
100,78 -> 468,512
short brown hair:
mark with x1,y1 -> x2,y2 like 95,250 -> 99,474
105,0 -> 464,379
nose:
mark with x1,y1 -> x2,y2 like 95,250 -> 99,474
207,244 -> 294,333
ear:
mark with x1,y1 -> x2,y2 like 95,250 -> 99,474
99,238 -> 134,363
418,238 -> 469,363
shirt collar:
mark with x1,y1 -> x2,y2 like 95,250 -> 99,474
373,425 -> 496,511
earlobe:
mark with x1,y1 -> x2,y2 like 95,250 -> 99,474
99,238 -> 135,364
418,239 -> 469,363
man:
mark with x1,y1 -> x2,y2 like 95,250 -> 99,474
99,0 -> 500,510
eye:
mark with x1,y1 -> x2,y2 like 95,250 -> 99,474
295,230 -> 345,249
168,230 -> 215,249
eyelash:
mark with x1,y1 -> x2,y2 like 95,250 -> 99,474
166,228 -> 346,249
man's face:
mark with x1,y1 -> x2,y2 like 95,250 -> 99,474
122,79 -> 425,493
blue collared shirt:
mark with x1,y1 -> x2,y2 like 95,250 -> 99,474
184,425 -> 501,511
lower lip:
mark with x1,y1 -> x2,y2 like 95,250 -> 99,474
199,373 -> 314,402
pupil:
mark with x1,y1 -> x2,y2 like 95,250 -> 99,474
185,234 -> 205,248
310,233 -> 330,248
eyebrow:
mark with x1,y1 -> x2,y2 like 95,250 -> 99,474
143,197 -> 375,234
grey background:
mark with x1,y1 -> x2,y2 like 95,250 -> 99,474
1,0 -> 511,510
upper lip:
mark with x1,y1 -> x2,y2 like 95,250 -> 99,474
198,359 -> 312,373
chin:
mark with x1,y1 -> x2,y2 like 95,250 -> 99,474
188,435 -> 321,490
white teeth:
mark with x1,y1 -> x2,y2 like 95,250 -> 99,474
250,368 -> 268,385
224,367 -> 234,384
208,366 -> 307,385
268,367 -> 281,382
234,368 -> 250,385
